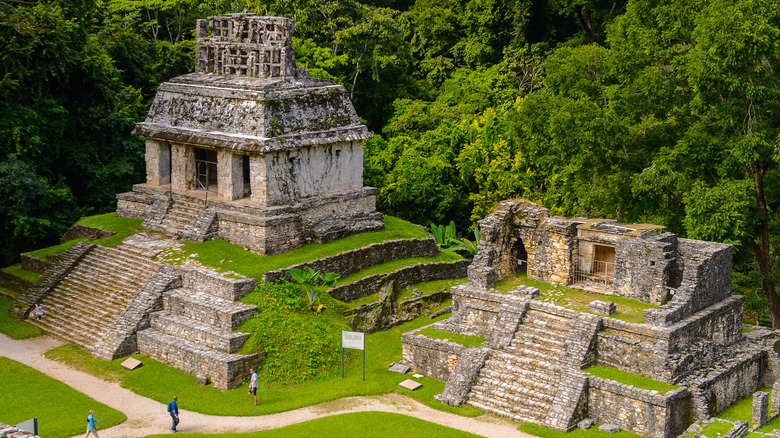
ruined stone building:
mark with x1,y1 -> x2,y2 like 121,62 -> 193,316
402,199 -> 780,438
117,14 -> 383,254
12,14 -> 385,389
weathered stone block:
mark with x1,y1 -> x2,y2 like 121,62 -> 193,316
589,300 -> 617,316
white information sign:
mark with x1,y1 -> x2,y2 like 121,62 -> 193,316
342,331 -> 365,350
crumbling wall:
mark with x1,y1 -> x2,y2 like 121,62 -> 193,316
401,327 -> 466,381
588,378 -> 691,438
263,237 -> 438,283
612,232 -> 677,305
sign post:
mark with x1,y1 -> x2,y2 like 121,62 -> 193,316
341,330 -> 366,381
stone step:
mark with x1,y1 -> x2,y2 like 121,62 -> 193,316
522,310 -> 572,332
61,273 -> 146,296
164,289 -> 256,331
90,246 -> 159,268
137,328 -> 261,390
45,284 -> 132,312
149,312 -> 250,354
78,253 -> 158,277
479,370 -> 558,397
491,350 -> 563,374
515,323 -> 568,343
502,342 -> 566,363
469,381 -> 555,411
466,394 -> 548,423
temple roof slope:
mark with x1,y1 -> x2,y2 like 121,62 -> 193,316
132,13 -> 371,152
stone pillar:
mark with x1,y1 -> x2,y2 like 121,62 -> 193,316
772,382 -> 780,413
752,391 -> 769,427
249,155 -> 268,206
171,143 -> 195,192
217,150 -> 243,201
145,140 -> 171,186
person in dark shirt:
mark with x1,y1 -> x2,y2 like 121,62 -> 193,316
167,395 -> 180,433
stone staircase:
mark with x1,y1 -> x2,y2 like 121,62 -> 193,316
137,278 -> 262,390
31,245 -> 160,351
466,308 -> 572,423
146,193 -> 216,241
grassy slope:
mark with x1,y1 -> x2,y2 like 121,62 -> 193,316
584,366 -> 678,394
0,299 -> 43,339
170,216 -> 430,281
44,311 -> 482,418
520,423 -> 643,438
142,411 -> 484,438
416,328 -> 485,348
25,213 -> 144,261
2,264 -> 40,283
494,273 -> 658,324
0,357 -> 125,438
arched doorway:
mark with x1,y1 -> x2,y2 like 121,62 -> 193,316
511,237 -> 528,274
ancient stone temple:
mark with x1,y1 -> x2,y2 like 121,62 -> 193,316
402,199 -> 780,438
117,14 -> 383,254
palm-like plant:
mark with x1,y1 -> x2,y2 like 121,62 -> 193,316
290,266 -> 340,311
447,227 -> 482,258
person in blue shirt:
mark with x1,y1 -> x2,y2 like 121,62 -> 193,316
248,368 -> 258,406
85,410 -> 99,437
168,395 -> 180,433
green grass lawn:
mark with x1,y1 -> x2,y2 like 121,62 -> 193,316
0,357 -> 125,438
494,273 -> 658,324
163,216 -> 430,281
684,420 -> 737,438
0,285 -> 20,298
44,311 -> 482,418
416,328 -> 486,348
25,213 -> 145,261
583,366 -> 678,394
142,411 -> 484,438
717,388 -> 775,431
520,423 -> 643,438
2,264 -> 40,283
0,299 -> 44,339
331,250 -> 461,289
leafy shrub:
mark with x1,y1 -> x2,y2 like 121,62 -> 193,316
239,281 -> 350,384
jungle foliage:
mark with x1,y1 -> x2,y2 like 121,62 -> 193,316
1,0 -> 778,325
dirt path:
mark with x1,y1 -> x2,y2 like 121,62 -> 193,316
0,333 -> 533,438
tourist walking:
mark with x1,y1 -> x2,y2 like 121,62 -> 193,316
248,368 -> 258,406
168,395 -> 180,433
85,410 -> 99,438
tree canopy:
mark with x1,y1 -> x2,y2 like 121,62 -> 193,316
1,0 -> 778,325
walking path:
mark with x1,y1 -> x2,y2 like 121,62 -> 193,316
0,333 -> 532,438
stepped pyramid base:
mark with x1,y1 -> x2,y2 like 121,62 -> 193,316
138,329 -> 262,390
117,183 -> 383,255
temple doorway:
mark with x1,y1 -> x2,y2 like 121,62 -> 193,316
195,148 -> 218,191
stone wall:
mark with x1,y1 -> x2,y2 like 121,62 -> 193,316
345,288 -> 450,333
263,237 -> 437,283
19,254 -> 52,275
643,239 -> 734,327
327,259 -> 469,302
10,242 -> 94,320
137,329 -> 260,390
401,326 -> 466,381
693,350 -> 766,417
59,224 -> 115,243
116,192 -> 156,219
588,377 -> 691,438
611,232 -> 676,305
92,266 -> 181,360
180,267 -> 256,301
